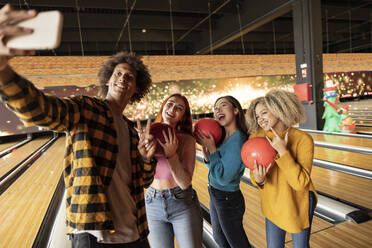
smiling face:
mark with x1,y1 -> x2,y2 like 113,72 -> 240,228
106,63 -> 137,102
213,97 -> 238,127
162,96 -> 186,127
255,103 -> 280,132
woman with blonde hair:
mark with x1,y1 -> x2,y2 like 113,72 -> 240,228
246,89 -> 317,248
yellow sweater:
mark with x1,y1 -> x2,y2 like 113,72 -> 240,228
249,127 -> 317,233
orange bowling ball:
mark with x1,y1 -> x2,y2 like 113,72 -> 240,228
241,137 -> 277,170
194,118 -> 222,144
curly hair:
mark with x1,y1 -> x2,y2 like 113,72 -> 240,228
97,51 -> 152,103
154,94 -> 193,135
214,95 -> 248,135
246,89 -> 306,133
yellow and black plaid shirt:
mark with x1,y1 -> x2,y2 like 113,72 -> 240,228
0,73 -> 156,238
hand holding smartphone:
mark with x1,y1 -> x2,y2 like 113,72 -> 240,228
7,10 -> 63,50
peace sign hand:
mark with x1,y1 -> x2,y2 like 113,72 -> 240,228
137,119 -> 156,162
266,127 -> 288,156
157,127 -> 178,159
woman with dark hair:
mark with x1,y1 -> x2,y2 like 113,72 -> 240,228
145,93 -> 203,248
196,96 -> 251,248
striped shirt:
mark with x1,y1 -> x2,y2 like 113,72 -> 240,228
0,73 -> 156,238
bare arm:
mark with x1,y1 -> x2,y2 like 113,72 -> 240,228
166,154 -> 192,189
167,135 -> 196,189
158,130 -> 195,189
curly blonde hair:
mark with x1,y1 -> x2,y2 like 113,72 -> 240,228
246,89 -> 306,133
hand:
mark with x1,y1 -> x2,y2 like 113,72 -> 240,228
0,4 -> 36,66
202,146 -> 210,162
158,127 -> 178,159
266,127 -> 288,156
252,160 -> 272,185
137,119 -> 156,162
195,130 -> 216,154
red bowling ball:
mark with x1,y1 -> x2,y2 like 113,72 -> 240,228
150,122 -> 174,155
241,137 -> 277,170
194,118 -> 222,144
150,122 -> 172,144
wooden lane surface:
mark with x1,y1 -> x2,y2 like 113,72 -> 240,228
0,137 -> 50,179
314,147 -> 372,170
309,133 -> 372,148
312,166 -> 372,209
193,162 -> 333,248
0,137 -> 65,248
0,141 -> 20,152
357,120 -> 372,123
347,99 -> 372,110
350,114 -> 372,117
285,220 -> 372,248
356,126 -> 372,132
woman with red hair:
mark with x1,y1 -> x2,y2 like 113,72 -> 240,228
145,94 -> 203,248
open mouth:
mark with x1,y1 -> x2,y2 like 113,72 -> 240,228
114,82 -> 129,89
216,114 -> 225,121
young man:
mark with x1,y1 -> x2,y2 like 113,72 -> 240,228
0,4 -> 157,247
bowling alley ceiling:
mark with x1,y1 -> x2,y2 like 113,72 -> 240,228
1,0 -> 371,56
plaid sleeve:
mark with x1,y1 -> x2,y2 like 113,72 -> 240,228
0,73 -> 81,132
142,158 -> 157,188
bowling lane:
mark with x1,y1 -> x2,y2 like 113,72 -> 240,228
356,126 -> 372,132
0,141 -> 20,152
285,220 -> 372,248
0,137 -> 65,248
0,137 -> 51,179
350,114 -> 372,117
314,147 -> 372,170
347,99 -> 372,110
356,120 -> 372,124
309,133 -> 372,148
311,166 -> 372,209
193,161 -> 333,248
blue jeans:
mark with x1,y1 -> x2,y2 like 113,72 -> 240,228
266,191 -> 316,248
70,233 -> 149,248
145,186 -> 203,248
208,186 -> 251,248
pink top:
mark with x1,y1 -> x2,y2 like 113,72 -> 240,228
154,133 -> 196,180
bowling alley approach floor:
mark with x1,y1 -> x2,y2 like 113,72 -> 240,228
293,219 -> 372,248
193,160 -> 372,248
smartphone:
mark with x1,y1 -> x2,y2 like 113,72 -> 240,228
7,11 -> 63,50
